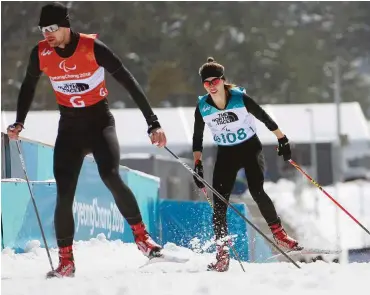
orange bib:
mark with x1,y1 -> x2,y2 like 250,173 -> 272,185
39,33 -> 108,108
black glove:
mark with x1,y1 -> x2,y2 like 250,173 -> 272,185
146,114 -> 161,134
193,160 -> 205,189
277,135 -> 291,161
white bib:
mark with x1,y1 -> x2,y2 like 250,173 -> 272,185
203,107 -> 256,146
198,87 -> 257,146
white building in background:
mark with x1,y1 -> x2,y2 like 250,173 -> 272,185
2,102 -> 370,183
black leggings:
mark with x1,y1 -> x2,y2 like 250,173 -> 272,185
212,135 -> 279,240
53,110 -> 142,248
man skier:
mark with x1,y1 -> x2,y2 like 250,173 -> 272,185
7,2 -> 166,278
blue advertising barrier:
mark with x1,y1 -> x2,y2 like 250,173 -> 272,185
8,139 -> 54,181
159,199 -> 250,261
1,174 -> 160,252
2,136 -> 274,262
1,140 -> 160,252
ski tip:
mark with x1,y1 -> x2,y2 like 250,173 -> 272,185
139,252 -> 190,269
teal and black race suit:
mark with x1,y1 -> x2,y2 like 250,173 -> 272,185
192,86 -> 280,239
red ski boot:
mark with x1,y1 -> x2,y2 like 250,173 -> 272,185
131,222 -> 162,258
46,246 -> 75,278
269,220 -> 300,250
207,239 -> 230,272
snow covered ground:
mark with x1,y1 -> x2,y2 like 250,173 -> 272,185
1,234 -> 369,295
1,179 -> 369,294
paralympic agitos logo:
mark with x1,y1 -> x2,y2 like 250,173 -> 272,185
59,60 -> 76,72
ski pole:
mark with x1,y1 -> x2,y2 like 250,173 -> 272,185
289,159 -> 370,236
1,215 -> 4,250
164,146 -> 301,269
16,140 -> 54,271
199,187 -> 246,272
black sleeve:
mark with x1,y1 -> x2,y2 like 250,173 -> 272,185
16,45 -> 42,124
192,105 -> 205,152
243,93 -> 278,131
94,39 -> 155,122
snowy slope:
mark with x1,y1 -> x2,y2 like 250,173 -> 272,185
257,179 -> 370,250
1,235 -> 369,295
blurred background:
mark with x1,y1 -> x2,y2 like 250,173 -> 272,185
2,1 -> 370,187
2,1 -> 370,112
2,1 -> 370,262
